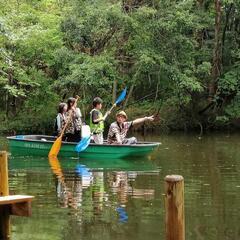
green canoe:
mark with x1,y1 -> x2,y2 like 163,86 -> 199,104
7,135 -> 160,159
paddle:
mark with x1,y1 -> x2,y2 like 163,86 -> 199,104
108,87 -> 127,113
75,88 -> 127,153
49,96 -> 80,157
75,135 -> 91,153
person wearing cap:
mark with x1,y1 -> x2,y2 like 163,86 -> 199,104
107,111 -> 154,144
89,97 -> 108,144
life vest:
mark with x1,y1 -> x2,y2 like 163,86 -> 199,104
89,109 -> 104,133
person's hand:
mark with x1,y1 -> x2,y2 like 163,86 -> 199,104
145,115 -> 155,122
103,110 -> 111,121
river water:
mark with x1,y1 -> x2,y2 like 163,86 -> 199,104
0,133 -> 239,240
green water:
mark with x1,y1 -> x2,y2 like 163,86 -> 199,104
1,133 -> 240,240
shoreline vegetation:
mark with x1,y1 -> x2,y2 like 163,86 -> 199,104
1,1 -> 240,135
1,103 -> 240,136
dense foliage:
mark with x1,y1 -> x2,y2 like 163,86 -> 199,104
1,0 -> 240,133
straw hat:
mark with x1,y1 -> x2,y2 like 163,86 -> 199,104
116,111 -> 127,119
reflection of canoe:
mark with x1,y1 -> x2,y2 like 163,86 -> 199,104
7,135 -> 160,159
9,156 -> 158,172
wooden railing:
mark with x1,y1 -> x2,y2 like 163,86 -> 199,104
0,151 -> 34,240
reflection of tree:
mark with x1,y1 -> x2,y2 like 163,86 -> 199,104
159,134 -> 240,240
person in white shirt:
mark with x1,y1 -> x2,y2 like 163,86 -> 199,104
55,103 -> 67,136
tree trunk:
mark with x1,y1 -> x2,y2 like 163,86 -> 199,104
209,0 -> 222,101
112,79 -> 117,104
155,82 -> 159,102
222,3 -> 233,64
123,85 -> 134,109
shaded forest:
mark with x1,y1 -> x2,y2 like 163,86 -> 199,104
0,0 -> 240,133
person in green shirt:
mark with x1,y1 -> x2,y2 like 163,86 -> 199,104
89,97 -> 109,144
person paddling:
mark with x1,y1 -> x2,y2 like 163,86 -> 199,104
107,111 -> 154,144
65,97 -> 82,142
55,103 -> 67,136
89,97 -> 109,144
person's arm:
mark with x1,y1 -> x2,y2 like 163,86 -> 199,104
75,107 -> 84,125
56,114 -> 61,132
92,110 -> 102,124
75,108 -> 82,118
132,115 -> 155,126
102,110 -> 111,121
93,110 -> 111,123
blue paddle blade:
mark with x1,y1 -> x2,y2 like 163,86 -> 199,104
75,136 -> 91,153
75,164 -> 91,176
116,207 -> 128,223
115,87 -> 127,105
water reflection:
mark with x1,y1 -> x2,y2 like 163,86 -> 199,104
50,157 -> 156,207
7,133 -> 240,240
48,155 -> 158,226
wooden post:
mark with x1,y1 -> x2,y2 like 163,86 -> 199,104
0,151 -> 9,196
0,151 -> 10,240
164,175 -> 185,240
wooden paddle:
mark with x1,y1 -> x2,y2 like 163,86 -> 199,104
49,96 -> 80,157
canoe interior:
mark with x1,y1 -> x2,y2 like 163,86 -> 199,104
12,135 -> 57,142
8,135 -> 158,146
